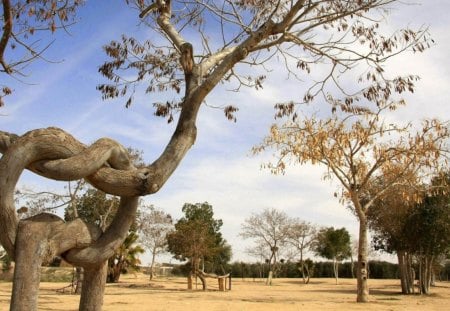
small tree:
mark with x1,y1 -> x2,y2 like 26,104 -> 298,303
286,219 -> 317,284
137,205 -> 173,280
314,227 -> 351,285
240,208 -> 293,285
246,241 -> 271,280
167,202 -> 230,290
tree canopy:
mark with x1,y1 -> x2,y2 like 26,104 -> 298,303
167,202 -> 231,280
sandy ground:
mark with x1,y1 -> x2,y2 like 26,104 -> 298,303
0,274 -> 449,311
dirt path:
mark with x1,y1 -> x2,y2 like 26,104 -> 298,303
1,274 -> 449,310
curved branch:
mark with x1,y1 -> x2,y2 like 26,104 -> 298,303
0,0 -> 13,73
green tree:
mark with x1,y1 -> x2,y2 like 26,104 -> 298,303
369,174 -> 419,294
403,179 -> 450,294
65,188 -> 120,230
167,202 -> 231,290
314,227 -> 351,285
370,173 -> 450,294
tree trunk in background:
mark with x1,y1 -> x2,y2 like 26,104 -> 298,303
149,251 -> 157,281
74,267 -> 84,294
333,258 -> 339,285
266,270 -> 273,285
187,272 -> 193,290
397,251 -> 414,294
356,218 -> 369,302
418,255 -> 433,294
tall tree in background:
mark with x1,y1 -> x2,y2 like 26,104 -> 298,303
0,1 -> 435,309
313,227 -> 351,285
286,219 -> 317,284
167,202 -> 230,290
240,208 -> 293,285
137,205 -> 173,280
369,173 -> 419,294
254,102 -> 449,300
403,174 -> 450,294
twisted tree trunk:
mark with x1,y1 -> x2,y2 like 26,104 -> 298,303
0,116 -> 197,310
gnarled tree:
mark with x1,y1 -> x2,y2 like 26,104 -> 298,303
0,0 -> 435,309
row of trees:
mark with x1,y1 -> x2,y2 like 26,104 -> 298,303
171,260 -> 400,280
241,202 -> 449,293
6,183 -> 450,296
241,208 -> 353,285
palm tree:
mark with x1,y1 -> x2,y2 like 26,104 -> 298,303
107,232 -> 145,283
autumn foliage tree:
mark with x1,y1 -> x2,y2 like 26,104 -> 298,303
254,102 -> 449,301
0,1 -> 436,309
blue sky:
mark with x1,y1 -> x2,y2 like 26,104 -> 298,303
2,1 -> 449,264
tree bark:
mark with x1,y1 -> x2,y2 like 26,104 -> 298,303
9,213 -> 100,311
74,267 -> 84,294
149,251 -> 157,281
333,258 -> 339,285
418,255 -> 433,294
356,217 -> 369,302
397,250 -> 414,294
187,272 -> 193,290
79,262 -> 107,311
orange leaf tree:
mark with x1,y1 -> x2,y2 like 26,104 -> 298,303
254,101 -> 449,301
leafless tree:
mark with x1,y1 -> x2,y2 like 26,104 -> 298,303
137,205 -> 173,280
240,208 -> 293,285
286,219 -> 317,284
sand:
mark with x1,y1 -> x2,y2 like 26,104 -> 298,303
0,274 -> 449,310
